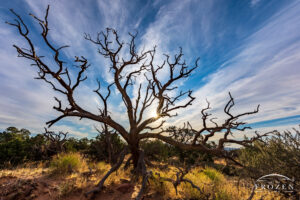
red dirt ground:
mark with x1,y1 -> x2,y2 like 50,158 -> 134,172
0,175 -> 162,200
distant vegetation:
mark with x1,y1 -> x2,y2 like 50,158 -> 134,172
1,126 -> 300,180
1,126 -> 299,199
0,127 -> 124,168
0,126 -> 215,168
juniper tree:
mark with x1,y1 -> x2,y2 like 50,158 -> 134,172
7,5 -> 271,198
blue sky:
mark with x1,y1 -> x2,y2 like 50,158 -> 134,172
0,0 -> 299,139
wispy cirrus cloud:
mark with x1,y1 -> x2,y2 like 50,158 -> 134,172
251,0 -> 263,7
170,0 -> 300,134
0,0 -> 299,138
0,0 -> 142,136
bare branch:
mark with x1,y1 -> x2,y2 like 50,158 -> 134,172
141,93 -> 270,162
155,167 -> 205,195
7,7 -> 129,141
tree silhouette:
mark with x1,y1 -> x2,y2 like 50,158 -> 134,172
43,128 -> 68,154
7,5 -> 272,198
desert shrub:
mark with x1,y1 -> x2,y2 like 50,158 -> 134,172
202,167 -> 224,184
215,189 -> 232,200
162,126 -> 215,165
149,172 -> 168,196
237,127 -> 300,198
148,167 -> 287,200
58,180 -> 77,198
174,147 -> 214,165
238,127 -> 300,181
29,134 -> 48,160
180,168 -> 211,199
141,139 -> 214,165
180,167 -> 234,199
141,139 -> 174,162
50,152 -> 87,175
95,161 -> 110,174
181,182 -> 207,199
64,137 -> 91,153
88,133 -> 125,163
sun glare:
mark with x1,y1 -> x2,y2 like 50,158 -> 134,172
150,110 -> 159,118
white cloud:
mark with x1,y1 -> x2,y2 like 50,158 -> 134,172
169,1 -> 300,132
251,0 -> 262,7
1,0 -> 299,140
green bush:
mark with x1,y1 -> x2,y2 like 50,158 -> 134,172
141,139 -> 173,162
50,152 -> 87,175
88,132 -> 125,163
149,172 -> 168,196
58,180 -> 77,197
238,127 -> 300,197
238,127 -> 300,181
202,167 -> 224,184
0,127 -> 32,167
215,189 -> 231,200
180,167 -> 225,199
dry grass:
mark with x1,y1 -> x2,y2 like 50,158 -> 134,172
0,159 -> 290,200
0,165 -> 48,179
50,152 -> 88,175
147,166 -> 288,200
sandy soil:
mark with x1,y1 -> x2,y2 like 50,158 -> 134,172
0,173 -> 162,200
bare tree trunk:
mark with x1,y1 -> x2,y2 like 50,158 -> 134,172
104,125 -> 112,164
130,142 -> 140,170
106,135 -> 112,164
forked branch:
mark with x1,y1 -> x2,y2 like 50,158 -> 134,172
141,93 -> 271,164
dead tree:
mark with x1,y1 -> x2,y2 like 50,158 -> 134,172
141,94 -> 272,166
94,125 -> 115,164
7,5 -> 271,198
43,128 -> 68,154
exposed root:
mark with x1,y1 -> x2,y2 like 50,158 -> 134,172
247,181 -> 256,200
85,147 -> 128,198
134,150 -> 151,200
134,150 -> 147,176
136,171 -> 152,200
124,155 -> 132,170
